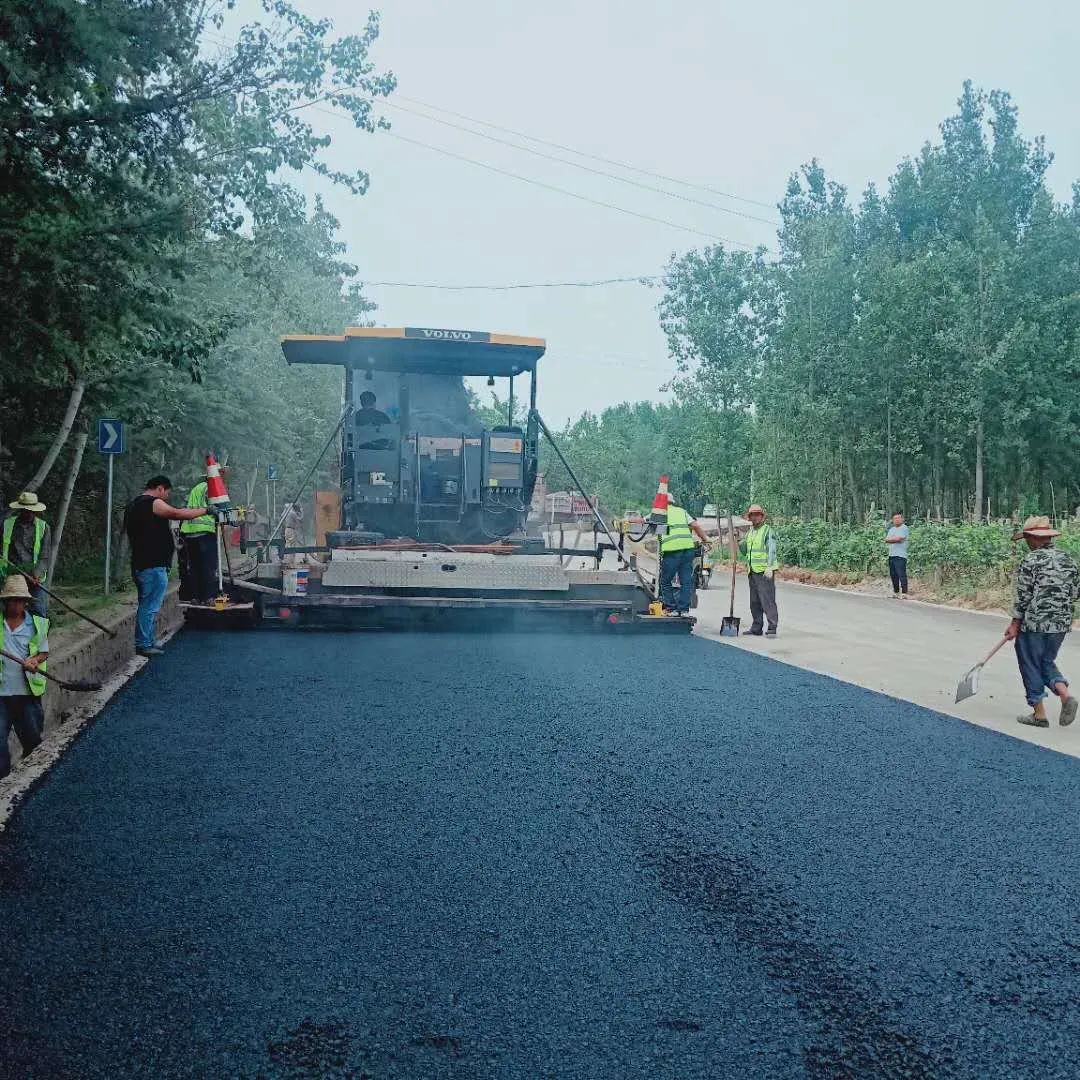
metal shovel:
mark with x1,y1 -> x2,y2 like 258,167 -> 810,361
955,636 -> 1010,703
720,508 -> 740,637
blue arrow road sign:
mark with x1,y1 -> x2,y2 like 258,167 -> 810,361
267,464 -> 279,481
97,419 -> 124,455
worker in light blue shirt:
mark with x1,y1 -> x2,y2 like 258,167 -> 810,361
886,511 -> 910,597
0,574 -> 49,777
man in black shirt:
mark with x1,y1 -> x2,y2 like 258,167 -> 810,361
123,475 -> 212,657
356,390 -> 391,427
355,390 -> 394,451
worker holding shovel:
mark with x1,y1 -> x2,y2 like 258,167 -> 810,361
741,504 -> 779,637
1006,516 -> 1080,729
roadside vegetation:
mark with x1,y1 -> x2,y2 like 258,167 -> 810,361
0,0 -> 394,585
545,83 -> 1080,584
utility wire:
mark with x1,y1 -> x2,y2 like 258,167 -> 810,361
397,93 -> 780,212
364,275 -> 660,290
381,99 -> 780,227
383,130 -> 753,247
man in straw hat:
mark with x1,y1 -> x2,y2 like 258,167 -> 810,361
1005,515 -> 1080,728
740,504 -> 779,637
1,491 -> 51,618
0,574 -> 49,778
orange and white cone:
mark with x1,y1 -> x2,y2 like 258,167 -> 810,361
648,474 -> 670,524
205,453 -> 231,507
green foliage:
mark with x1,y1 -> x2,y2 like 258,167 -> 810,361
0,0 -> 394,579
570,83 -> 1080,527
775,520 -> 1020,577
0,0 -> 393,461
539,401 -> 707,515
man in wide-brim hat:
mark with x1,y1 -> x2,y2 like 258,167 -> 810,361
740,504 -> 779,636
1,491 -> 51,618
1005,516 -> 1080,728
0,573 -> 49,777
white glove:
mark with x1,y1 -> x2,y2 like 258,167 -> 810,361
764,568 -> 774,580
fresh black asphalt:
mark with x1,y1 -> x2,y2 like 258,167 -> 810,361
1,629 -> 1078,1078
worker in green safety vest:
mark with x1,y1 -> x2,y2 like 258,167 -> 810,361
178,470 -> 225,605
739,503 -> 779,636
1,491 -> 51,618
0,574 -> 48,778
659,497 -> 712,615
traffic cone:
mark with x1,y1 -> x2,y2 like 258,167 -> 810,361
205,453 -> 231,507
648,474 -> 670,524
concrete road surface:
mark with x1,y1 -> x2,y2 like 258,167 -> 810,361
694,572 -> 1080,758
1,628 -> 1079,1078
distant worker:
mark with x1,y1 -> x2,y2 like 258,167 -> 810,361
740,504 -> 778,637
2,491 -> 51,618
123,476 -> 214,658
1006,516 -> 1080,729
0,574 -> 48,778
659,495 -> 711,616
885,511 -> 910,598
245,505 -> 268,543
179,467 -> 229,606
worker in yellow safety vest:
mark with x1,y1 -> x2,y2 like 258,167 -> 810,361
178,470 -> 226,605
1,491 -> 51,618
0,574 -> 48,777
740,504 -> 779,636
659,497 -> 712,615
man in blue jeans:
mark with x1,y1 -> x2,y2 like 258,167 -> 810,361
1005,515 -> 1080,728
659,497 -> 711,615
123,476 -> 215,658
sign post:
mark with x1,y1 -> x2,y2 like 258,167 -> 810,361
98,419 -> 125,594
267,465 -> 279,527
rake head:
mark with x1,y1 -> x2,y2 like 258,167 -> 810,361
58,678 -> 103,693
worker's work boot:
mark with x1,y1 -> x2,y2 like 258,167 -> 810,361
766,627 -> 778,637
746,627 -> 763,636
1060,698 -> 1078,727
1016,713 -> 1049,728
137,647 -> 164,658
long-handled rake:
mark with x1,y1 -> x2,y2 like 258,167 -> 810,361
955,636 -> 1009,703
4,562 -> 117,638
720,508 -> 741,637
0,648 -> 102,692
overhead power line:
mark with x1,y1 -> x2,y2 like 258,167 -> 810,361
383,130 -> 754,247
364,275 -> 660,290
381,99 -> 780,228
397,93 -> 780,213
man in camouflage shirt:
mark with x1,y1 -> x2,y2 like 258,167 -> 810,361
1005,515 -> 1080,728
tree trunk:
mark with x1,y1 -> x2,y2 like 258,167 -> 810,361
974,417 -> 985,523
46,428 -> 88,583
24,378 -> 86,491
885,384 -> 893,509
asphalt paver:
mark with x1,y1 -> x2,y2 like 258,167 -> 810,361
1,629 -> 1078,1078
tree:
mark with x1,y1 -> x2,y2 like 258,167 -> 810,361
0,0 -> 394,486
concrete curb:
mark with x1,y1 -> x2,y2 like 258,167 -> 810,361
0,587 -> 184,832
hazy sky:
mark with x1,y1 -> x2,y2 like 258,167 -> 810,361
279,1 -> 1080,423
